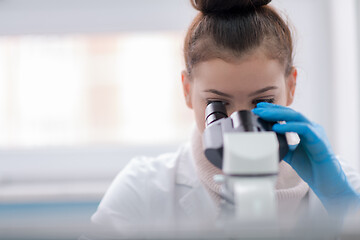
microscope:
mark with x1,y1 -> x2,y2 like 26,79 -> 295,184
203,101 -> 289,223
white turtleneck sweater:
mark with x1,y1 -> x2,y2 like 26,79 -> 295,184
190,127 -> 310,217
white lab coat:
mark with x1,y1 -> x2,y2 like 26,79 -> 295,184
91,142 -> 360,232
91,143 -> 218,231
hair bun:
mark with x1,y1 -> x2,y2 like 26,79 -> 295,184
191,0 -> 271,14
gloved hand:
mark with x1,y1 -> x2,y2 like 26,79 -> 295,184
252,102 -> 360,216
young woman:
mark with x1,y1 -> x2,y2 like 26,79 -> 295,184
90,0 -> 360,233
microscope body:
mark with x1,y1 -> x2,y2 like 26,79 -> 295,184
222,131 -> 279,221
203,102 -> 288,222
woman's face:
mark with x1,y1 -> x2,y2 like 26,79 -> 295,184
181,49 -> 297,133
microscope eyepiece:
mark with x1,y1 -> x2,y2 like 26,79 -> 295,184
203,102 -> 289,168
205,101 -> 228,126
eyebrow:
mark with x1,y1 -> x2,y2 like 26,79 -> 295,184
248,86 -> 278,97
204,89 -> 233,98
204,86 -> 278,98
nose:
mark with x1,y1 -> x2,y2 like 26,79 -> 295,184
226,103 -> 254,116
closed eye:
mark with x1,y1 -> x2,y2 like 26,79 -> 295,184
252,98 -> 275,106
207,99 -> 230,106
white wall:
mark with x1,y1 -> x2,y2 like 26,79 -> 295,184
329,0 -> 359,171
0,0 -> 196,35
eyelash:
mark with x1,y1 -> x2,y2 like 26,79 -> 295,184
207,98 -> 275,106
207,99 -> 230,106
252,98 -> 275,105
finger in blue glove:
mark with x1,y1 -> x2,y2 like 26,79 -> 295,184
252,102 -> 360,216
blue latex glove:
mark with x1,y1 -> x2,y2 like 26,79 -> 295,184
252,102 -> 360,216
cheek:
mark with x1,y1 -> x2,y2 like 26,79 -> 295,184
273,83 -> 290,106
274,91 -> 289,106
191,94 -> 207,133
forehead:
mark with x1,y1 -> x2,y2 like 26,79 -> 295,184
191,51 -> 286,92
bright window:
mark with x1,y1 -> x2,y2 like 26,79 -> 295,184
0,33 -> 194,148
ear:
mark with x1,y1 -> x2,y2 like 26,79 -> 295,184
285,67 -> 297,106
181,70 -> 193,109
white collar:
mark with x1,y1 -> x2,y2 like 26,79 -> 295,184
174,142 -> 200,188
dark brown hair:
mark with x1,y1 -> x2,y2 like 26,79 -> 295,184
184,0 -> 294,76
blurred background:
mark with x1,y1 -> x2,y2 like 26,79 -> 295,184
0,0 -> 359,237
